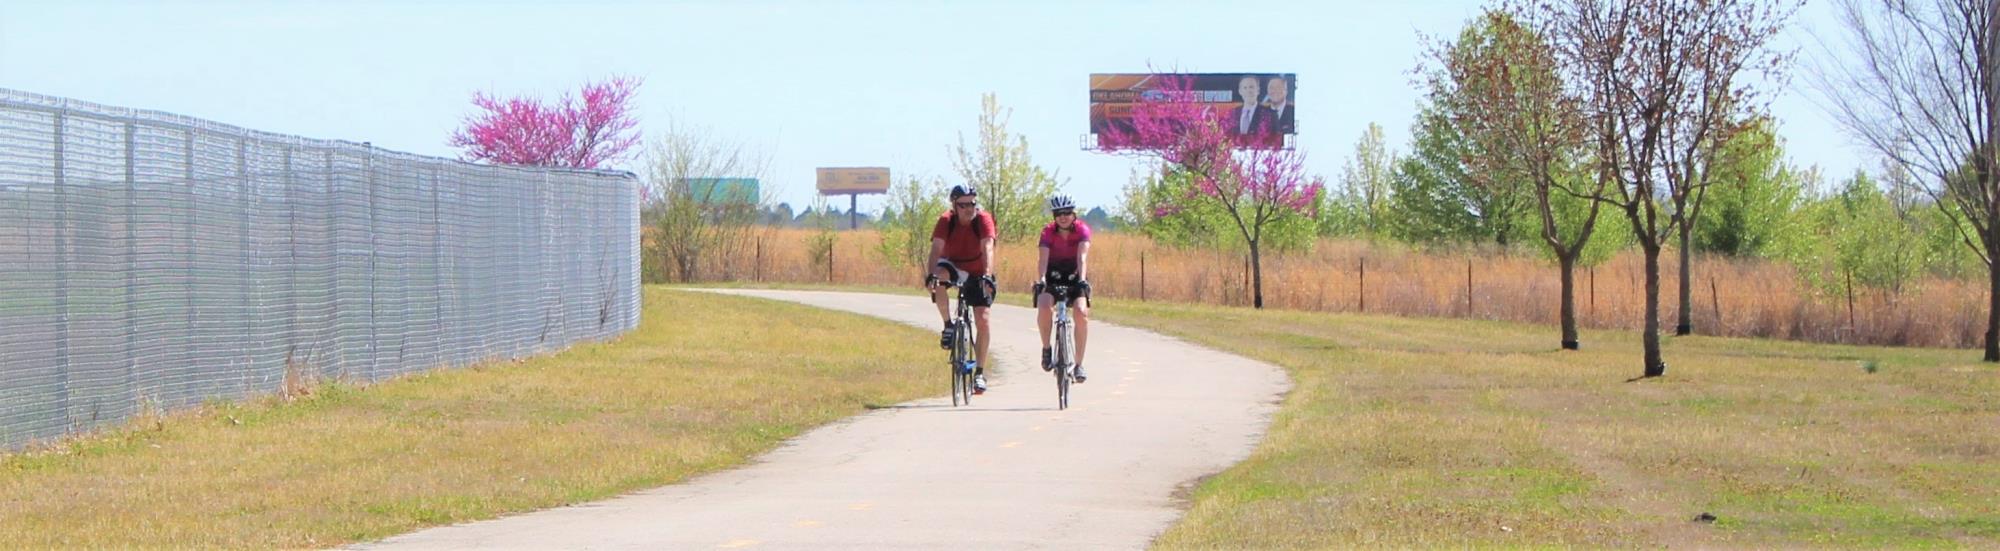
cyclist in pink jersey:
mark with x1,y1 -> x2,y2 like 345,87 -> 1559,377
1032,194 -> 1093,382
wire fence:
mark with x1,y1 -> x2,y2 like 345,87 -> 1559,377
0,88 -> 641,450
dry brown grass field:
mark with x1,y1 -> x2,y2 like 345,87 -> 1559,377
651,227 -> 1987,351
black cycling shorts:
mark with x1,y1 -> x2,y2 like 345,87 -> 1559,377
935,260 -> 995,308
1035,262 -> 1090,306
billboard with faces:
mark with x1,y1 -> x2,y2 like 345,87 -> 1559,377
1089,73 -> 1295,148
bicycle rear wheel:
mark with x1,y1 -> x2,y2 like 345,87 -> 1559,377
1057,366 -> 1070,410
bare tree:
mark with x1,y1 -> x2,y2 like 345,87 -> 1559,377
1814,0 -> 2000,362
1533,0 -> 1797,377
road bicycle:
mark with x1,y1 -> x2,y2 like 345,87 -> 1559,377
1044,273 -> 1086,410
933,274 -> 991,406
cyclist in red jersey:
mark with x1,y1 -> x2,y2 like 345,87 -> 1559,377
925,184 -> 997,394
1033,194 -> 1093,383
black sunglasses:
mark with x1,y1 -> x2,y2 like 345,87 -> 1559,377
954,201 -> 978,208
1053,210 -> 1076,217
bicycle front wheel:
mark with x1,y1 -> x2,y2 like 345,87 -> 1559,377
1055,319 -> 1073,410
955,319 -> 974,405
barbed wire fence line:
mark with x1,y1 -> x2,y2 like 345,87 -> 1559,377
0,88 -> 641,450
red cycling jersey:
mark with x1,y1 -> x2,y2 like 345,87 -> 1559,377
932,210 -> 996,275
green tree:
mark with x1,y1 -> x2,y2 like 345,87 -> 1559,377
1784,171 -> 1928,298
1384,108 -> 1493,246
1694,119 -> 1804,258
1336,123 -> 1396,236
952,93 -> 1065,243
1921,204 -> 1987,278
875,175 -> 949,268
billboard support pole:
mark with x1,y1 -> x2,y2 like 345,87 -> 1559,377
849,193 -> 858,230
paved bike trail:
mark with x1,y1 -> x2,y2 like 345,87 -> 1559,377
359,289 -> 1289,550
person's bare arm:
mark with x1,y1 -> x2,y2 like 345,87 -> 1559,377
1077,241 -> 1090,281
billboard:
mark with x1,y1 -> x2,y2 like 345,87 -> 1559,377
1089,73 -> 1296,147
816,167 -> 891,194
685,178 -> 758,204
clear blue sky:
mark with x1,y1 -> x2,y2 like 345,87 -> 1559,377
1,0 -> 1864,215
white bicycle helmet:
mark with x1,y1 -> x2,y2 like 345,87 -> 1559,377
1047,194 -> 1077,213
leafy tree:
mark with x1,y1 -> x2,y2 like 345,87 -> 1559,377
952,93 -> 1065,243
875,175 -> 950,268
1694,119 -> 1804,258
1336,123 -> 1397,236
1385,107 -> 1519,247
1784,171 -> 1928,298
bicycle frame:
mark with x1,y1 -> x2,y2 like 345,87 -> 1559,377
1049,283 -> 1077,410
946,282 -> 978,406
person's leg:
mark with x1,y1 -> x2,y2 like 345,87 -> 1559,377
1036,291 -> 1055,371
973,306 -> 992,372
931,265 -> 954,324
951,275 -> 992,392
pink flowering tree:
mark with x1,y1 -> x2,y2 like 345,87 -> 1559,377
449,76 -> 643,170
1099,74 -> 1324,308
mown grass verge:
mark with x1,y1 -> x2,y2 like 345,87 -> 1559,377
0,287 -> 935,548
1078,299 -> 2000,549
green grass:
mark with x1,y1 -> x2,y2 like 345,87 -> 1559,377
11,281 -> 1995,548
0,287 -> 937,548
1069,298 -> 2000,549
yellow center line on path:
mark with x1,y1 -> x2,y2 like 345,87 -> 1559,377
719,538 -> 760,548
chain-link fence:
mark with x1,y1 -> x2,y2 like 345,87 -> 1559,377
0,88 -> 640,450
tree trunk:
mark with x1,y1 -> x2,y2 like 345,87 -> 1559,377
1560,253 -> 1580,350
1987,255 -> 1999,361
1644,244 -> 1666,377
1676,226 -> 1693,336
1250,241 -> 1265,309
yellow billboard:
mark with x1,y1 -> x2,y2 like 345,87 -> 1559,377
816,167 -> 891,194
